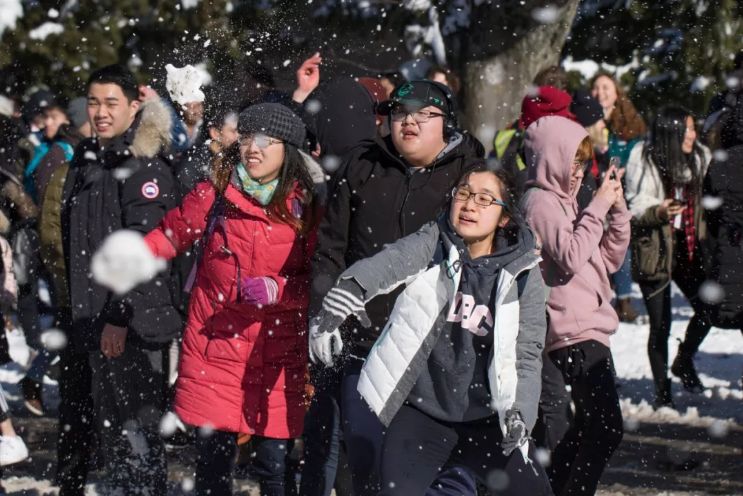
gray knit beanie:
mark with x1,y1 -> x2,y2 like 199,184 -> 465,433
66,97 -> 89,129
238,103 -> 306,148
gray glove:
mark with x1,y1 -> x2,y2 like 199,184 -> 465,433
309,279 -> 370,367
501,408 -> 528,456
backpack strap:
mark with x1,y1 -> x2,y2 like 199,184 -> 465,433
183,193 -> 226,293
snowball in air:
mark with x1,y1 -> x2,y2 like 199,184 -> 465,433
91,230 -> 165,295
701,195 -> 723,211
159,411 -> 180,437
40,328 -> 68,351
698,280 -> 725,305
166,64 -> 207,106
322,155 -> 341,173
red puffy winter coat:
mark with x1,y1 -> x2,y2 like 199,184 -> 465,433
145,180 -> 314,438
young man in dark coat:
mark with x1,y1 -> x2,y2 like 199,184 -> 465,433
60,64 -> 181,495
309,80 -> 484,495
704,88 -> 743,329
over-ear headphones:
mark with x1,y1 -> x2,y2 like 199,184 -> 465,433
426,80 -> 458,140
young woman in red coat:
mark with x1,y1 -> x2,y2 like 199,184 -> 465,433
144,103 -> 318,496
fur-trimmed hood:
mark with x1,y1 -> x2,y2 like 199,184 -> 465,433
129,98 -> 173,158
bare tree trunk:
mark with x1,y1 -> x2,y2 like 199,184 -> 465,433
461,0 -> 581,154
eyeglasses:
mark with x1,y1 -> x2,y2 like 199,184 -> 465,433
451,187 -> 506,208
238,133 -> 283,149
390,109 -> 445,123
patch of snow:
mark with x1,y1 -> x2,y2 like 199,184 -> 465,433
427,7 -> 446,65
181,0 -> 200,9
532,5 -> 560,24
0,95 -> 13,118
0,0 -> 23,37
402,0 -> 431,10
28,22 -> 64,41
562,55 -> 640,82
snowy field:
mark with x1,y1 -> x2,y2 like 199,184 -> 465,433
0,284 -> 740,495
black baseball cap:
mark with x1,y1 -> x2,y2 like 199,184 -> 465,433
378,80 -> 453,116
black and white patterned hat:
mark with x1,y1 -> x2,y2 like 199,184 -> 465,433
238,102 -> 306,148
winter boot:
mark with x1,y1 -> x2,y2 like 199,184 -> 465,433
671,344 -> 704,393
653,378 -> 675,409
20,377 -> 44,416
615,297 -> 639,323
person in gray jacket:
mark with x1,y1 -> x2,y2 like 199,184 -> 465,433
310,165 -> 553,495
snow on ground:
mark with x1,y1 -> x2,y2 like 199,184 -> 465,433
0,283 -> 740,494
611,284 -> 743,430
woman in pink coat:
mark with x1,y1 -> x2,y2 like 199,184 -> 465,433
145,103 -> 317,496
521,116 -> 630,496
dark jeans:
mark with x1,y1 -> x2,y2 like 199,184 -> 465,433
301,364 -> 350,496
547,341 -> 623,496
89,346 -> 168,495
611,249 -> 634,299
18,275 -> 55,384
536,349 -> 573,452
639,234 -> 712,394
56,347 -> 95,496
340,358 -> 385,496
195,431 -> 295,496
379,404 -> 552,496
340,358 -> 477,496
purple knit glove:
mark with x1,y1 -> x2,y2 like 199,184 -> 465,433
240,277 -> 279,306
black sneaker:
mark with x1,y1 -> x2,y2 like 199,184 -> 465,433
671,352 -> 704,393
653,379 -> 676,409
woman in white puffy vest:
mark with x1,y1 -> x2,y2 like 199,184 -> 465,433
310,164 -> 552,496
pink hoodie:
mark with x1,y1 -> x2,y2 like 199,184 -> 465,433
521,116 -> 631,352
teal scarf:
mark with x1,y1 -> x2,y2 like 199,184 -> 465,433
236,163 -> 279,206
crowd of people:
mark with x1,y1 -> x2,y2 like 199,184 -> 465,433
0,49 -> 740,496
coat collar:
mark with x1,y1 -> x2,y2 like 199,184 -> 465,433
221,180 -> 304,222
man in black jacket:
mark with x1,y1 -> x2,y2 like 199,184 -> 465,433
60,65 -> 180,495
309,80 -> 484,495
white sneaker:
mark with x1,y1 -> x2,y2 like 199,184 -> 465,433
0,435 -> 29,466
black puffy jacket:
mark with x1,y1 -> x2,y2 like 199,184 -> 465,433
310,132 -> 484,356
704,144 -> 743,328
62,99 -> 182,352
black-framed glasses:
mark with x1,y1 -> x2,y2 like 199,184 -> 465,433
238,133 -> 283,149
451,187 -> 506,207
390,109 -> 445,123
